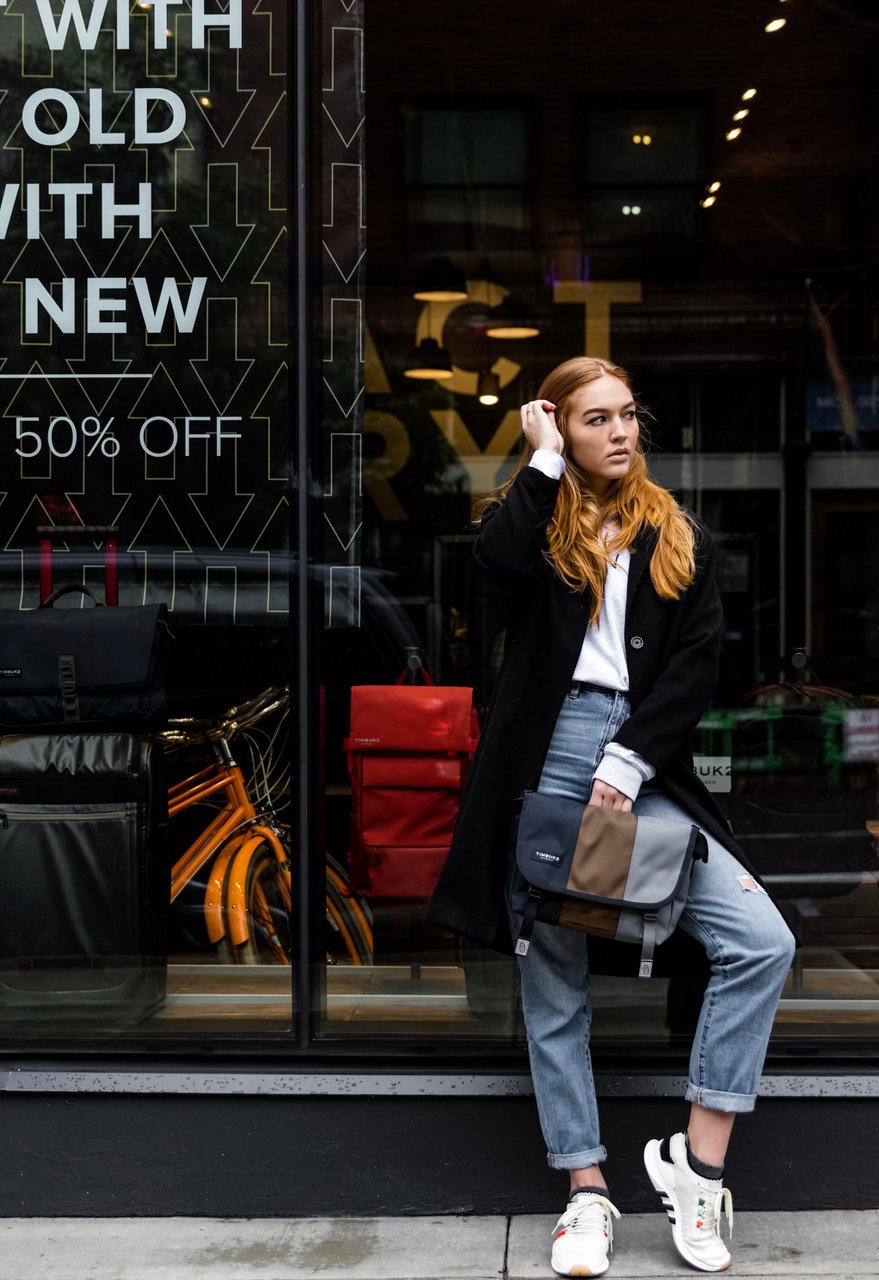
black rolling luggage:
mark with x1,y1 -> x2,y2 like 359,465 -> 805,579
0,732 -> 169,1034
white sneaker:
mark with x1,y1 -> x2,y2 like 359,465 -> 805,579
551,1188 -> 621,1277
643,1132 -> 733,1272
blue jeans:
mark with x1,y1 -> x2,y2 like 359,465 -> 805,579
513,685 -> 796,1171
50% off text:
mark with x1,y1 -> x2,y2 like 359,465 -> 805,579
15,416 -> 242,459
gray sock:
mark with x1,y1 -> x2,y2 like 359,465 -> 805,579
684,1134 -> 724,1180
568,1184 -> 610,1203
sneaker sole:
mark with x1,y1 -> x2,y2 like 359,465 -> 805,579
551,1246 -> 609,1277
551,1264 -> 608,1278
643,1139 -> 730,1273
551,1239 -> 610,1277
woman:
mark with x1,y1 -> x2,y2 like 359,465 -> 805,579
427,356 -> 795,1277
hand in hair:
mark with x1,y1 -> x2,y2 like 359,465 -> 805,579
587,778 -> 633,812
521,400 -> 562,454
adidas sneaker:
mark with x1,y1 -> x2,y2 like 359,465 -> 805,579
551,1188 -> 621,1277
643,1132 -> 733,1272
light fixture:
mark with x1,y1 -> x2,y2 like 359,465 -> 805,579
642,134 -> 652,145
700,196 -> 717,208
765,17 -> 787,32
623,205 -> 631,215
198,96 -> 212,108
632,134 -> 642,144
632,205 -> 641,215
477,370 -> 500,405
413,257 -> 468,302
403,337 -> 454,380
726,127 -> 742,141
708,181 -> 722,193
742,88 -> 758,100
733,108 -> 749,121
485,294 -> 540,340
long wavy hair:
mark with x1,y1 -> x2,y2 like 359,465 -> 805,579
475,356 -> 696,623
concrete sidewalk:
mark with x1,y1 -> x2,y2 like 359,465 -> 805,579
1,1212 -> 878,1280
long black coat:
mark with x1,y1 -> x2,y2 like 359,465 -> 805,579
426,465 -> 749,971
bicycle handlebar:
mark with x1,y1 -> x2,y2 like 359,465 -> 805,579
160,685 -> 289,747
210,686 -> 288,739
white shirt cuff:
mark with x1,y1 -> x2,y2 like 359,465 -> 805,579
593,742 -> 656,803
529,450 -> 565,481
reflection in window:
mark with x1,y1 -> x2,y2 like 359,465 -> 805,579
316,0 -> 879,1048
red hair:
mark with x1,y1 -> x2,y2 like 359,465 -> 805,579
475,356 -> 696,623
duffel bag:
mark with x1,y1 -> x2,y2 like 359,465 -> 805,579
0,585 -> 169,730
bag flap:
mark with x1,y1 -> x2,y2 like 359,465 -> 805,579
515,790 -> 700,909
0,605 -> 166,694
347,684 -> 477,753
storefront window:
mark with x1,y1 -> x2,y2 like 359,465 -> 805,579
0,1 -> 293,1040
1,0 -> 876,1061
315,0 -> 879,1048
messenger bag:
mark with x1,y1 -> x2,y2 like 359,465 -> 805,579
510,789 -> 708,977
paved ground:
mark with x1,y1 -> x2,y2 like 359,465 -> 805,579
1,1211 -> 878,1280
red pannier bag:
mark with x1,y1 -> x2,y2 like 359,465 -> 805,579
344,669 -> 480,901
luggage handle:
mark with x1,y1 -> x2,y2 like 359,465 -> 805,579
395,648 -> 435,687
37,525 -> 118,607
40,584 -> 103,609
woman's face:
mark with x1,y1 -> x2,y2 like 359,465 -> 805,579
562,373 -> 639,497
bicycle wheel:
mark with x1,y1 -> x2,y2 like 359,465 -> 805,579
232,841 -> 293,965
326,853 -> 373,965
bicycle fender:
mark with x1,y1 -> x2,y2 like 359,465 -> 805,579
225,832 -> 275,947
204,834 -> 247,945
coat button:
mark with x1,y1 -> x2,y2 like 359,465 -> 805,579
630,635 -> 644,649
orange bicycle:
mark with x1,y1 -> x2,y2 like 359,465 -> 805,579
161,687 -> 372,966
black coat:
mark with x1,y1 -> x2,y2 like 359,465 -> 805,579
426,465 -> 749,971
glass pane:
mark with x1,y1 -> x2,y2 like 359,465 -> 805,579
314,0 -> 879,1050
584,105 -> 703,184
405,108 -> 529,186
0,3 -> 293,1040
585,188 -> 701,245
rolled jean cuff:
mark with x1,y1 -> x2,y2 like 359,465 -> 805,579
547,1143 -> 608,1170
685,1083 -> 757,1113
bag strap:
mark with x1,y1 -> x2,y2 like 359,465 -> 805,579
58,654 -> 80,722
638,912 -> 659,978
40,584 -> 102,609
394,667 -> 436,687
514,888 -> 542,956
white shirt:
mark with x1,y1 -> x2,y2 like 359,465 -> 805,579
528,450 -> 656,801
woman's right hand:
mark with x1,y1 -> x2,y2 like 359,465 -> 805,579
521,400 -> 563,455
588,778 -> 634,812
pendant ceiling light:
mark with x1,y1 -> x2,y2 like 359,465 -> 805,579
413,256 -> 469,302
404,336 -> 454,380
485,293 -> 540,339
477,369 -> 500,405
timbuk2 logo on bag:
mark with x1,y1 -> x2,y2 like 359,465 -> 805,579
510,790 -> 708,977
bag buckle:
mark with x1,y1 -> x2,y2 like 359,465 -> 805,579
515,888 -> 543,957
638,911 -> 659,979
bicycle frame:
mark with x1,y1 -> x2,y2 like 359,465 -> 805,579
162,685 -> 371,966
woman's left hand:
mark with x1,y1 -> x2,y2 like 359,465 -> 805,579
588,779 -> 633,812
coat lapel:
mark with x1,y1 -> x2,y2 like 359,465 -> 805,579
625,528 -> 656,618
